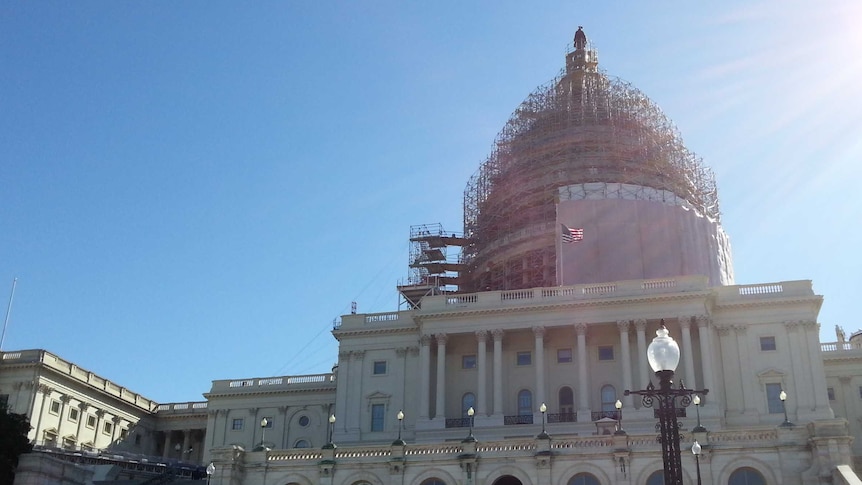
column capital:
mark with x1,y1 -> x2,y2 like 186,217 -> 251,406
95,410 -> 106,418
13,381 -> 24,390
492,329 -> 504,341
475,330 -> 488,343
696,315 -> 710,328
839,376 -> 852,385
715,324 -> 732,337
112,416 -> 123,424
575,323 -> 588,336
783,320 -> 800,332
616,320 -> 630,332
396,347 -> 408,358
338,350 -> 351,360
677,315 -> 692,330
732,324 -> 748,334
409,346 -> 419,356
420,334 -> 433,346
435,333 -> 448,345
800,320 -> 819,330
532,326 -> 546,338
248,407 -> 259,416
634,319 -> 647,331
351,350 -> 366,361
279,405 -> 289,414
60,395 -> 73,404
78,402 -> 90,411
208,409 -> 219,417
38,384 -> 53,395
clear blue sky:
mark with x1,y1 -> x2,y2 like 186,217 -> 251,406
2,1 -> 860,403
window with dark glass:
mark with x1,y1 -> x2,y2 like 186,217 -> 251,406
827,387 -> 835,401
232,418 -> 244,430
462,355 -> 477,369
601,385 -> 616,412
598,345 -> 614,361
557,348 -> 573,363
759,336 -> 776,351
765,383 -> 783,414
517,351 -> 532,366
568,473 -> 600,485
373,361 -> 387,375
518,389 -> 533,416
728,467 -> 766,485
371,403 -> 385,431
462,393 -> 475,418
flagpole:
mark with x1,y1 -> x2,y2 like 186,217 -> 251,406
0,277 -> 17,351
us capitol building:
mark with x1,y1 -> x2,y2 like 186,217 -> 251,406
4,27 -> 862,485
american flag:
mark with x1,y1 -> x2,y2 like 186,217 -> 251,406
561,223 -> 584,243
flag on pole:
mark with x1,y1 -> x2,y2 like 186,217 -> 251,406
561,224 -> 584,243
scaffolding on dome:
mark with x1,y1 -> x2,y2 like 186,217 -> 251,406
459,35 -> 721,293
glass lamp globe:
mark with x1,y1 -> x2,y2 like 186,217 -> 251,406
647,326 -> 680,373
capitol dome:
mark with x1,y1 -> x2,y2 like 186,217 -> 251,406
459,27 -> 734,292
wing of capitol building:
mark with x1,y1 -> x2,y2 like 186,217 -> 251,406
4,27 -> 862,485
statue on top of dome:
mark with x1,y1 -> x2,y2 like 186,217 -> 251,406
574,26 -> 587,50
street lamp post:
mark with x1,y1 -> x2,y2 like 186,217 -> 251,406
614,399 -> 625,435
692,441 -> 702,485
260,417 -> 269,450
538,403 -> 549,439
463,407 -> 476,442
625,325 -> 709,485
779,390 -> 794,427
323,414 -> 336,449
206,462 -> 215,485
393,410 -> 405,446
692,394 -> 706,433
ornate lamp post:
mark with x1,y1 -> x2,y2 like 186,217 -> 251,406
259,417 -> 269,450
538,403 -> 550,439
463,407 -> 476,442
205,462 -> 215,485
692,440 -> 702,485
692,394 -> 706,432
614,399 -> 625,435
625,325 -> 709,485
393,410 -> 406,446
779,390 -> 794,427
323,414 -> 337,449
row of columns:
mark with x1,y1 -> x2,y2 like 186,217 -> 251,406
30,385 -> 130,449
418,316 -> 717,420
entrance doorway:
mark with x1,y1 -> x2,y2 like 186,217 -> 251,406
492,476 -> 523,485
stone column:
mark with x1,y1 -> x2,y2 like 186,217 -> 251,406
493,329 -> 504,416
207,409 -> 219,449
678,315 -> 697,391
111,417 -> 121,445
94,410 -> 105,448
635,319 -> 649,392
162,431 -> 171,459
784,321 -> 809,413
696,315 -> 716,403
533,326 -> 546,408
279,406 -> 289,449
182,429 -> 191,457
476,331 -> 488,416
435,334 -> 447,420
57,395 -> 71,442
803,321 -> 832,414
617,320 -> 633,408
76,403 -> 89,444
34,385 -> 53,445
576,323 -> 590,416
419,336 -> 431,420
734,325 -> 758,415
349,351 -> 364,435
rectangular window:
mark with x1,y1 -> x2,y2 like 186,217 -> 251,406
232,418 -> 244,430
49,400 -> 61,415
598,346 -> 614,361
760,336 -> 777,351
119,428 -> 128,440
827,387 -> 835,401
69,408 -> 80,423
462,355 -> 477,369
557,348 -> 573,363
516,351 -> 532,366
86,415 -> 97,429
373,361 -> 387,375
766,383 -> 783,414
371,404 -> 385,432
0,394 -> 8,408
103,421 -> 114,435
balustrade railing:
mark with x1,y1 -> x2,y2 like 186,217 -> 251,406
504,414 -> 534,425
590,410 -> 620,421
547,412 -> 577,423
445,417 -> 471,428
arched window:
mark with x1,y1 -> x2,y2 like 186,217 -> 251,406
601,385 -> 617,412
462,393 -> 476,418
420,479 -> 446,485
559,386 -> 574,418
567,472 -> 600,485
646,470 -> 664,485
729,467 -> 766,485
294,439 -> 310,448
518,390 -> 533,416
